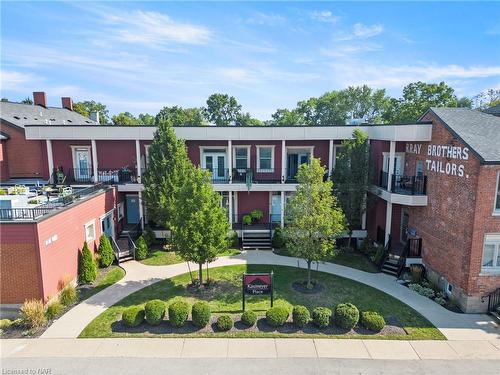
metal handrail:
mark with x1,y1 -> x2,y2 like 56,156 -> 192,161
110,236 -> 121,264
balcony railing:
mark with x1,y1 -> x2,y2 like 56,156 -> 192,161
204,168 -> 292,184
97,168 -> 137,184
378,171 -> 427,195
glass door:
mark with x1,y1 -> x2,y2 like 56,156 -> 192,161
203,153 -> 226,182
271,193 -> 281,223
101,212 -> 114,238
74,148 -> 91,181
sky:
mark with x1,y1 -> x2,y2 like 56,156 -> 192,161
1,1 -> 500,120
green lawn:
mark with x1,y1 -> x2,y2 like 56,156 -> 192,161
79,266 -> 126,301
140,248 -> 241,266
79,264 -> 443,340
274,247 -> 379,273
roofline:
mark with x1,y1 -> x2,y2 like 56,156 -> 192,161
0,130 -> 10,140
0,118 -> 25,131
426,108 -> 500,165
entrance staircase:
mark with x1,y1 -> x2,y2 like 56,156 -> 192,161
380,236 -> 423,278
381,254 -> 402,277
485,287 -> 500,324
242,229 -> 272,250
111,223 -> 140,263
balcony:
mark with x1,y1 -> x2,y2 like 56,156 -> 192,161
378,171 -> 427,196
204,168 -> 285,184
53,168 -> 140,185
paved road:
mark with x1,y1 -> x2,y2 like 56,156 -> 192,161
41,251 -> 499,340
2,357 -> 500,375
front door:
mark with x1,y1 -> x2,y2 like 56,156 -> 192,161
287,152 -> 310,180
101,212 -> 114,238
203,153 -> 226,181
126,195 -> 140,224
384,154 -> 403,176
271,193 -> 281,223
74,148 -> 91,181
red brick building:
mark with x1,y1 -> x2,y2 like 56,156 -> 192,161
1,94 -> 499,313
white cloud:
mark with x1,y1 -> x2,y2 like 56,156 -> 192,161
0,71 -> 33,91
102,10 -> 212,46
320,42 -> 382,58
352,23 -> 384,38
310,11 -> 340,24
245,12 -> 286,26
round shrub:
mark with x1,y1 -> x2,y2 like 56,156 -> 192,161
241,310 -> 257,327
216,315 -> 233,331
334,303 -> 359,330
145,299 -> 166,326
192,301 -> 211,328
360,311 -> 385,332
292,305 -> 310,328
266,306 -> 289,327
122,306 -> 145,327
45,300 -> 63,320
168,299 -> 190,327
312,307 -> 331,328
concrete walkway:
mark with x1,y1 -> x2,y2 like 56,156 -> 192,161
41,251 -> 499,340
3,338 -> 500,360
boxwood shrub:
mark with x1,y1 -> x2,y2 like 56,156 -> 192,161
241,310 -> 257,327
192,301 -> 211,328
312,307 -> 331,328
144,299 -> 166,326
216,315 -> 233,331
360,311 -> 385,332
168,299 -> 190,327
266,306 -> 289,327
334,303 -> 359,330
122,306 -> 145,327
292,305 -> 310,328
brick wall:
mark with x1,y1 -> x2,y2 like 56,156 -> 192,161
0,139 -> 8,181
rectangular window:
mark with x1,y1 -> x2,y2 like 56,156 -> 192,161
482,235 -> 500,272
495,172 -> 500,214
235,147 -> 248,169
84,220 -> 96,243
257,146 -> 273,172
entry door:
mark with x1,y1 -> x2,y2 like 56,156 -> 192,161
126,195 -> 140,224
203,153 -> 226,179
384,154 -> 403,176
287,154 -> 298,179
74,148 -> 91,181
271,193 -> 281,223
401,212 -> 409,243
101,212 -> 114,238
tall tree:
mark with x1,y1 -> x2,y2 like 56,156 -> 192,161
171,166 -> 230,285
155,106 -> 204,126
138,113 -> 156,125
383,81 -> 458,123
142,123 -> 192,228
283,158 -> 346,288
73,100 -> 109,124
111,112 -> 139,125
204,93 -> 242,126
236,112 -> 263,126
332,129 -> 372,247
268,108 -> 305,126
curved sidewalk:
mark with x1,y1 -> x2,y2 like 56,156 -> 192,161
41,251 -> 499,340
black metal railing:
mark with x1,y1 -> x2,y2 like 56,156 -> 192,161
69,168 -> 93,183
378,171 -> 427,195
203,168 -> 231,183
487,288 -> 500,313
97,167 -> 137,184
407,238 -> 423,258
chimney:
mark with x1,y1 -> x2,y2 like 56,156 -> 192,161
61,97 -> 73,111
89,111 -> 100,124
33,92 -> 47,107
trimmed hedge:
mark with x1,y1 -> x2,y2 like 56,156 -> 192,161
334,303 -> 359,330
78,241 -> 97,284
192,301 -> 211,328
266,306 -> 289,327
360,311 -> 385,332
241,310 -> 257,327
216,315 -> 233,331
122,306 -> 145,327
98,234 -> 114,268
145,299 -> 166,326
292,305 -> 310,328
312,307 -> 331,328
168,299 -> 190,327
135,235 -> 149,261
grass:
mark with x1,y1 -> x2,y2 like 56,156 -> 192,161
79,267 -> 126,301
274,247 -> 379,273
140,248 -> 241,266
79,264 -> 444,340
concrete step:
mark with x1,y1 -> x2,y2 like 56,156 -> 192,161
490,310 -> 500,324
118,255 -> 134,262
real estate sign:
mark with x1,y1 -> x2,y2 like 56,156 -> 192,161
242,272 -> 274,310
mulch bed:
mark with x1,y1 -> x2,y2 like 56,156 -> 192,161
111,315 -> 407,337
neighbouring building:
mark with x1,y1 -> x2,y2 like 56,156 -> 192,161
0,92 -> 499,313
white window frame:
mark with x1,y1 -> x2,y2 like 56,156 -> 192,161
481,234 -> 500,274
232,145 -> 251,169
382,152 -> 405,175
256,145 -> 275,172
100,210 -> 115,238
333,145 -> 344,169
84,219 -> 96,243
494,171 -> 500,216
199,146 -> 228,169
117,202 -> 124,221
71,145 -> 92,171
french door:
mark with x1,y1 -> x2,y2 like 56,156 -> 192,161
203,153 -> 226,181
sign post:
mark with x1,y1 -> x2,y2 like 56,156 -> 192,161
242,272 -> 274,311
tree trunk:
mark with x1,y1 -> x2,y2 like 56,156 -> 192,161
307,260 -> 312,289
198,262 -> 203,286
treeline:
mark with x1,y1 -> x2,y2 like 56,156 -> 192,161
68,82 -> 500,126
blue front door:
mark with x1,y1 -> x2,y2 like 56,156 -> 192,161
126,195 -> 140,224
101,213 -> 113,237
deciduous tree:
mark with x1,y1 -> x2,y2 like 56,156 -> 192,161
204,93 -> 242,126
73,100 -> 109,124
155,106 -> 204,126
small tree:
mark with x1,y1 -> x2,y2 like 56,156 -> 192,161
283,158 -> 345,288
135,235 -> 149,260
171,166 -> 230,285
79,241 -> 97,284
97,235 -> 114,267
332,129 -> 372,247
